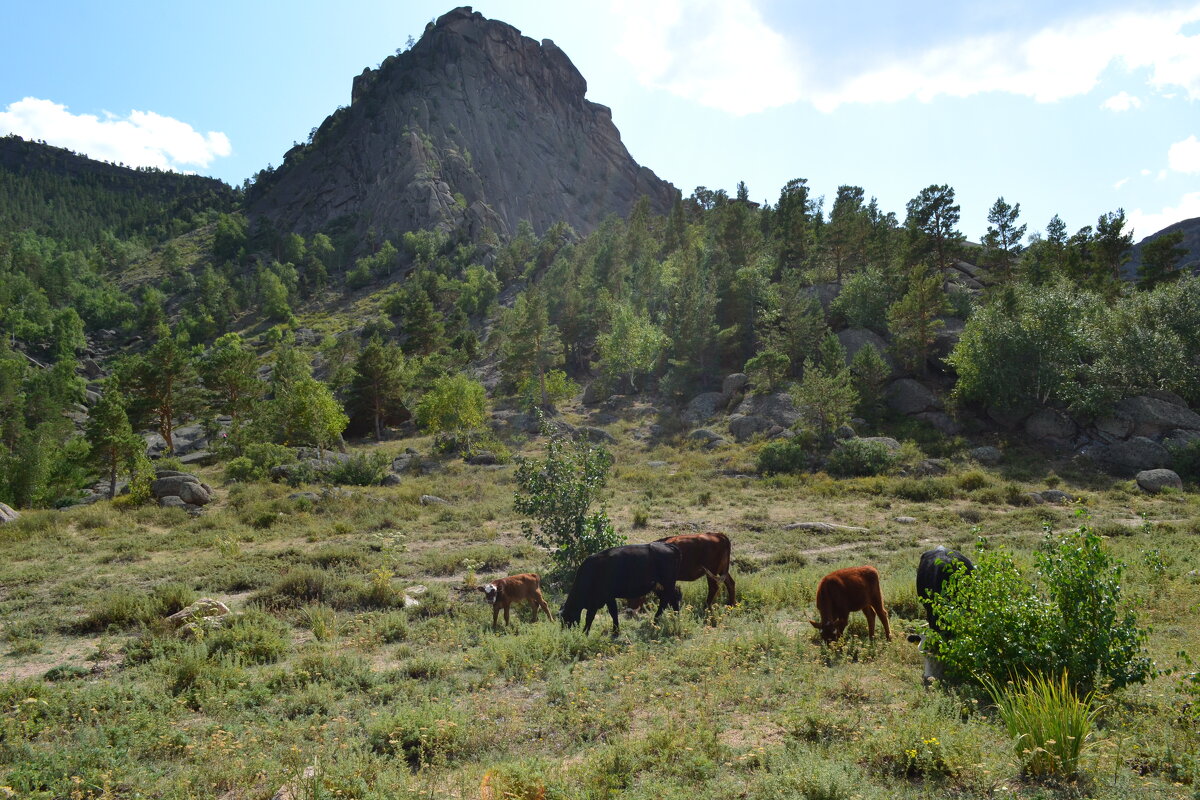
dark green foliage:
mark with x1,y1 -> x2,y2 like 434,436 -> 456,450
514,423 -> 623,579
827,438 -> 896,477
756,438 -> 814,475
1170,439 -> 1200,483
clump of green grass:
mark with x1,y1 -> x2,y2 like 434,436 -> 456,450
299,604 -> 339,642
958,470 -> 991,491
985,672 -> 1101,779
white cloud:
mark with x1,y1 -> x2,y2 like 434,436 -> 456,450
1101,91 -> 1141,111
812,4 -> 1200,111
0,97 -> 231,171
1169,134 -> 1200,174
1114,177 -> 1131,189
1128,192 -> 1200,238
612,0 -> 803,115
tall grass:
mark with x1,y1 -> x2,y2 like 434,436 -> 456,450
985,672 -> 1101,779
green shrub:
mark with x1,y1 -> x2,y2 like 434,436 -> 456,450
888,477 -> 955,502
368,705 -> 473,769
827,438 -> 897,477
985,672 -> 1100,779
756,439 -> 812,475
204,610 -> 290,664
256,566 -> 335,609
329,451 -> 391,486
149,582 -> 197,617
928,527 -> 1151,692
958,470 -> 990,491
79,590 -> 152,632
223,456 -> 259,483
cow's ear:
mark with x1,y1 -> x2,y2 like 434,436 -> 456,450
809,620 -> 822,629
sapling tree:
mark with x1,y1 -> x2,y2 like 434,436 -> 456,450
514,421 -> 624,580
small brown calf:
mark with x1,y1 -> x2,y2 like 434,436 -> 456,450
810,565 -> 891,643
478,573 -> 554,628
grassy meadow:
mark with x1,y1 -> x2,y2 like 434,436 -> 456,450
3,406 -> 1200,799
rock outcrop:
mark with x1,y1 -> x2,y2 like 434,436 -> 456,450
247,7 -> 677,243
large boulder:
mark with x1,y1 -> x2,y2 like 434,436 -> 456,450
914,411 -> 962,435
578,426 -> 616,445
929,317 -> 966,364
1024,408 -> 1078,444
1163,429 -> 1200,450
1136,469 -> 1183,493
1111,395 -> 1200,439
150,473 -> 212,506
885,379 -> 940,416
1094,436 -> 1171,476
836,328 -> 896,373
970,446 -> 1003,465
0,502 -> 18,525
722,373 -> 750,396
729,414 -> 773,442
733,392 -> 801,428
682,392 -> 727,426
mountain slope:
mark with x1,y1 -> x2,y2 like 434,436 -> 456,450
247,6 -> 677,244
1126,216 -> 1200,279
0,134 -> 235,245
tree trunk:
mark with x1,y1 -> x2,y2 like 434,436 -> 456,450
108,454 -> 117,501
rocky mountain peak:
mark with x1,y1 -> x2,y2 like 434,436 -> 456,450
248,6 -> 677,246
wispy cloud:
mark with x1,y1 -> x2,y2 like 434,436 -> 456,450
1128,191 -> 1200,238
1169,134 -> 1200,174
1101,91 -> 1141,112
0,97 -> 231,171
1114,177 -> 1131,189
811,4 -> 1200,111
612,0 -> 803,115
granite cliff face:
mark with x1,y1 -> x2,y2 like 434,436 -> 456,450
247,7 -> 677,243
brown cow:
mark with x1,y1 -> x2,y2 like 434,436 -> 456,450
629,532 -> 735,610
478,573 -> 554,628
809,565 -> 891,643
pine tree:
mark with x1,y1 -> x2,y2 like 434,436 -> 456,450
887,269 -> 951,376
85,385 -> 144,499
1137,230 -> 1187,289
350,335 -> 410,440
498,287 -> 562,408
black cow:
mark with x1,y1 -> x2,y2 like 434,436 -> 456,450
560,542 -> 683,636
908,545 -> 974,683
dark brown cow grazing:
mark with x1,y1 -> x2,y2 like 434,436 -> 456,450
628,532 -> 735,611
810,565 -> 891,643
478,573 -> 554,628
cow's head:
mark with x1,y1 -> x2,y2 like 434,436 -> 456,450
907,631 -> 944,686
810,618 -> 846,643
478,583 -> 498,605
559,600 -> 582,627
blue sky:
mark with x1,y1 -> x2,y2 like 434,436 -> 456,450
2,1 -> 1198,242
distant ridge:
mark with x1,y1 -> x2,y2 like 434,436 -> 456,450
247,6 -> 678,244
0,134 -> 235,244
1126,215 -> 1200,279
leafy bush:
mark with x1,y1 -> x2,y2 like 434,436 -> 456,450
756,439 -> 812,475
827,438 -> 896,477
517,369 -> 578,411
928,526 -> 1151,692
888,477 -> 955,502
957,470 -> 990,491
329,451 -> 391,486
204,610 -> 290,664
367,705 -> 473,769
514,424 -> 624,579
223,456 -> 258,483
985,672 -> 1100,779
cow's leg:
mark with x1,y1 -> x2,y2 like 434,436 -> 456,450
607,599 -> 621,637
871,583 -> 892,640
534,592 -> 554,622
492,604 -> 501,629
864,607 -> 876,640
503,604 -> 511,626
583,608 -> 597,635
704,575 -> 719,608
724,573 -> 736,606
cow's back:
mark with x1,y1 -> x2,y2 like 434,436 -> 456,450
816,565 -> 880,617
567,542 -> 682,609
658,532 -> 730,582
916,547 -> 973,630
